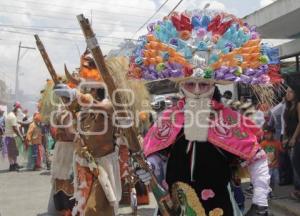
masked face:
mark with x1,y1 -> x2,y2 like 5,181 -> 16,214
180,80 -> 214,99
179,80 -> 215,142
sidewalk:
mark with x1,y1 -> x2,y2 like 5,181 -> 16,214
270,185 -> 300,216
244,182 -> 300,216
1,155 -> 299,216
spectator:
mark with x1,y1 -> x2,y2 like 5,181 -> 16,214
4,102 -> 24,171
268,92 -> 293,185
260,126 -> 283,197
231,173 -> 245,212
239,95 -> 247,104
20,109 -> 31,134
283,84 -> 300,200
222,90 -> 233,106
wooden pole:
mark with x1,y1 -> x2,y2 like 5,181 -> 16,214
34,35 -> 59,84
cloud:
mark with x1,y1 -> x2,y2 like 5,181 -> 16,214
0,0 -> 160,97
260,0 -> 275,7
200,0 -> 226,10
178,0 -> 226,11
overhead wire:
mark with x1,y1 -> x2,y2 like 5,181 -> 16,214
168,0 -> 184,16
0,2 -> 152,18
0,3 -> 148,25
132,0 -> 170,36
0,29 -> 120,47
9,0 -> 155,12
78,0 -> 160,10
0,10 -> 146,28
114,0 -> 173,56
0,24 -> 137,41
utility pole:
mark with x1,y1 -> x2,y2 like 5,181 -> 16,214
15,42 -> 35,101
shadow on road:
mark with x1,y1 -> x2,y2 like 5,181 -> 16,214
37,213 -> 54,216
0,169 -> 10,174
0,168 -> 50,174
40,171 -> 51,176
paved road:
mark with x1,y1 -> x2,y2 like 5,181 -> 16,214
0,157 -> 293,216
0,158 -> 52,216
0,157 -> 157,216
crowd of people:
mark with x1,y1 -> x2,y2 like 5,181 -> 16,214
1,7 -> 300,216
219,82 -> 300,208
1,81 -> 298,216
0,102 -> 53,172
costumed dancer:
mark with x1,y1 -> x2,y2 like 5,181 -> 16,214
38,79 -> 58,170
54,51 -> 122,216
26,112 -> 44,170
37,80 -> 76,216
128,9 -> 283,216
50,106 -> 76,216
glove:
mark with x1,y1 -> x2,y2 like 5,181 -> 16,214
135,168 -> 152,185
245,204 -> 270,216
53,84 -> 77,101
131,154 -> 152,186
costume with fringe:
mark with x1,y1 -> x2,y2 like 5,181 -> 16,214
72,150 -> 122,216
50,110 -> 76,214
64,51 -> 124,216
128,8 -> 281,215
26,121 -> 43,169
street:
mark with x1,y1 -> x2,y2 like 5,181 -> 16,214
1,157 -> 299,216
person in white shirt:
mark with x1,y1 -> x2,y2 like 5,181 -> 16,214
4,102 -> 24,171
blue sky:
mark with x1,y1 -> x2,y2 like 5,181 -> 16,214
0,0 -> 276,96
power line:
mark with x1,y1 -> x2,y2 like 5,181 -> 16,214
0,2 -> 152,18
0,9 -> 146,29
0,10 -> 141,28
0,3 -> 147,25
0,24 -> 79,30
0,29 -> 120,47
168,0 -> 184,16
10,0 -> 155,12
133,0 -> 170,36
114,0 -> 171,56
0,24 -> 137,41
77,0 -> 159,11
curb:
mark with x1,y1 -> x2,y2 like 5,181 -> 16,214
271,199 -> 300,216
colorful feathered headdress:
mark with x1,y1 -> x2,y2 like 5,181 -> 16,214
128,10 -> 281,86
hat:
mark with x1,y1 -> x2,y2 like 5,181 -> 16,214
53,84 -> 77,101
33,112 -> 42,122
65,49 -> 103,88
13,101 -> 22,109
128,10 -> 281,87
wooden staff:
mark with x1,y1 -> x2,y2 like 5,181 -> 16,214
34,34 -> 118,203
34,35 -> 59,84
76,14 -> 176,216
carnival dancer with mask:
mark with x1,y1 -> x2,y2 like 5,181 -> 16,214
50,105 -> 76,215
35,80 -> 77,216
129,9 -> 283,216
54,51 -> 121,216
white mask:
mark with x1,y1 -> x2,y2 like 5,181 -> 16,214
180,81 -> 215,142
